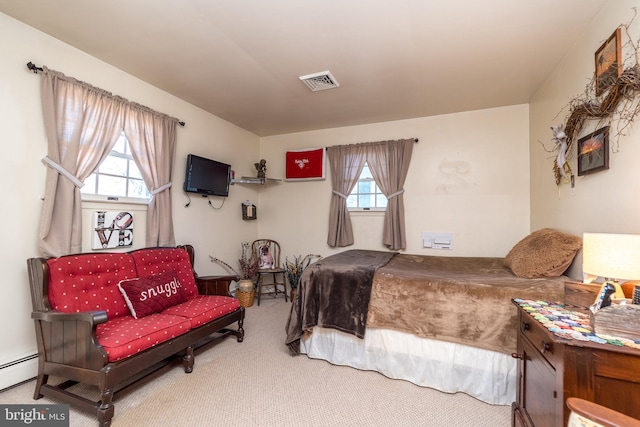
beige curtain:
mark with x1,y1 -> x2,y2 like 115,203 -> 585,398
38,68 -> 126,257
326,145 -> 367,247
37,67 -> 180,257
125,104 -> 177,247
367,139 -> 414,250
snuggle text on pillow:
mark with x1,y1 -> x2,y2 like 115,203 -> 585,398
140,278 -> 182,301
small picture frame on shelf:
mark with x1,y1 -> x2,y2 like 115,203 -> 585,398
577,126 -> 609,176
595,28 -> 622,96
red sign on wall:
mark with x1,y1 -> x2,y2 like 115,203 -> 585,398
285,148 -> 326,180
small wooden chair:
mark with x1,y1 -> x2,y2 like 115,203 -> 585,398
567,397 -> 640,427
251,239 -> 287,306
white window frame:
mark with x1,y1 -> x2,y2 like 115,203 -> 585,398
81,133 -> 150,205
347,162 -> 387,212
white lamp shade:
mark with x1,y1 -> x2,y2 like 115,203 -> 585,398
583,233 -> 640,281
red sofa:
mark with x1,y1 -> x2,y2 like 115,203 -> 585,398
26,245 -> 244,427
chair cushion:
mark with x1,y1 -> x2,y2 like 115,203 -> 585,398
130,248 -> 200,299
118,271 -> 188,319
47,253 -> 137,319
96,313 -> 191,362
162,295 -> 241,328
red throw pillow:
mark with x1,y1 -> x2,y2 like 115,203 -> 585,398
118,271 -> 188,319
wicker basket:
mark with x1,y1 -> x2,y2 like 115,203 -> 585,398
237,290 -> 255,307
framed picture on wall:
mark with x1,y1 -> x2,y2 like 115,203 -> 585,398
577,126 -> 609,176
595,28 -> 622,96
285,147 -> 326,180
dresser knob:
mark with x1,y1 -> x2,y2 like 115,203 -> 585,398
511,353 -> 524,359
541,342 -> 551,353
522,322 -> 530,331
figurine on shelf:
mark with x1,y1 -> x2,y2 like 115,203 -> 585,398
254,159 -> 267,179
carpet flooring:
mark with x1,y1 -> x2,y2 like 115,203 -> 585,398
0,296 -> 511,426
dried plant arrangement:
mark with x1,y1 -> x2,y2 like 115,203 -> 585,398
210,242 -> 260,281
546,9 -> 640,185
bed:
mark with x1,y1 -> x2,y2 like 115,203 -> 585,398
285,229 -> 582,405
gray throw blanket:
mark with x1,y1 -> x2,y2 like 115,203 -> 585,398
285,249 -> 397,353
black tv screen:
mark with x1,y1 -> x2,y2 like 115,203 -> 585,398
183,154 -> 231,197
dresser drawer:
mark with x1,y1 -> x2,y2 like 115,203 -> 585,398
519,311 -> 558,368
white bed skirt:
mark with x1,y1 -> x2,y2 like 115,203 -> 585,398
299,326 -> 516,406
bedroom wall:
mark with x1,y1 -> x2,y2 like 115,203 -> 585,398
529,2 -> 640,279
258,104 -> 531,260
0,13 -> 261,389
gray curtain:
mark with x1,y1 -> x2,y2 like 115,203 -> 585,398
367,139 -> 414,250
38,68 -> 126,257
326,139 -> 414,250
125,103 -> 177,247
326,144 -> 367,247
38,68 -> 179,257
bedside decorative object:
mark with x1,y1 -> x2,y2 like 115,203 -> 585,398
591,304 -> 640,342
582,232 -> 640,338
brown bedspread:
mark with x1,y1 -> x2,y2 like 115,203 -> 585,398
367,254 -> 566,354
285,250 -> 396,353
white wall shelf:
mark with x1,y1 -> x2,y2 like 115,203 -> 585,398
230,177 -> 281,185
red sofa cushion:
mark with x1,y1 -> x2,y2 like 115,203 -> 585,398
96,313 -> 191,362
118,271 -> 188,319
130,248 -> 200,299
47,253 -> 136,319
162,295 -> 241,327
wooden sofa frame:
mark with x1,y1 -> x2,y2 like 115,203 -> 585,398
26,244 -> 245,427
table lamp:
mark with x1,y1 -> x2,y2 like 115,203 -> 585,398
582,232 -> 640,310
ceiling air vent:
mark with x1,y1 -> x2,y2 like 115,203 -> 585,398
299,71 -> 340,92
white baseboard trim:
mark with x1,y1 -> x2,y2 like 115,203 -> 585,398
0,354 -> 37,391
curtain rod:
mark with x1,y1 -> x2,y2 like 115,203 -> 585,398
26,61 -> 186,127
325,138 -> 418,150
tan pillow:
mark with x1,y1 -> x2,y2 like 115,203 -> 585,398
504,228 -> 582,278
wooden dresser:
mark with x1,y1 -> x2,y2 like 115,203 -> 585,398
511,300 -> 640,427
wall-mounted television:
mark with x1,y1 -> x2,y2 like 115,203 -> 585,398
183,154 -> 231,197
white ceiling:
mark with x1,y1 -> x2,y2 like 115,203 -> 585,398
0,0 -> 609,136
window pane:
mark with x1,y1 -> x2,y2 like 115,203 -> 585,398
81,174 -> 97,195
376,194 -> 388,208
346,194 -> 357,208
83,137 -> 150,201
128,179 -> 149,198
98,175 -> 127,196
358,180 -> 372,193
100,156 -> 128,177
360,164 -> 373,179
358,194 -> 373,207
128,160 -> 143,179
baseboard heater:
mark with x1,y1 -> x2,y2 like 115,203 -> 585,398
0,354 -> 38,391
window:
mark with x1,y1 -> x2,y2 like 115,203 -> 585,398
347,163 -> 387,210
81,133 -> 150,201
